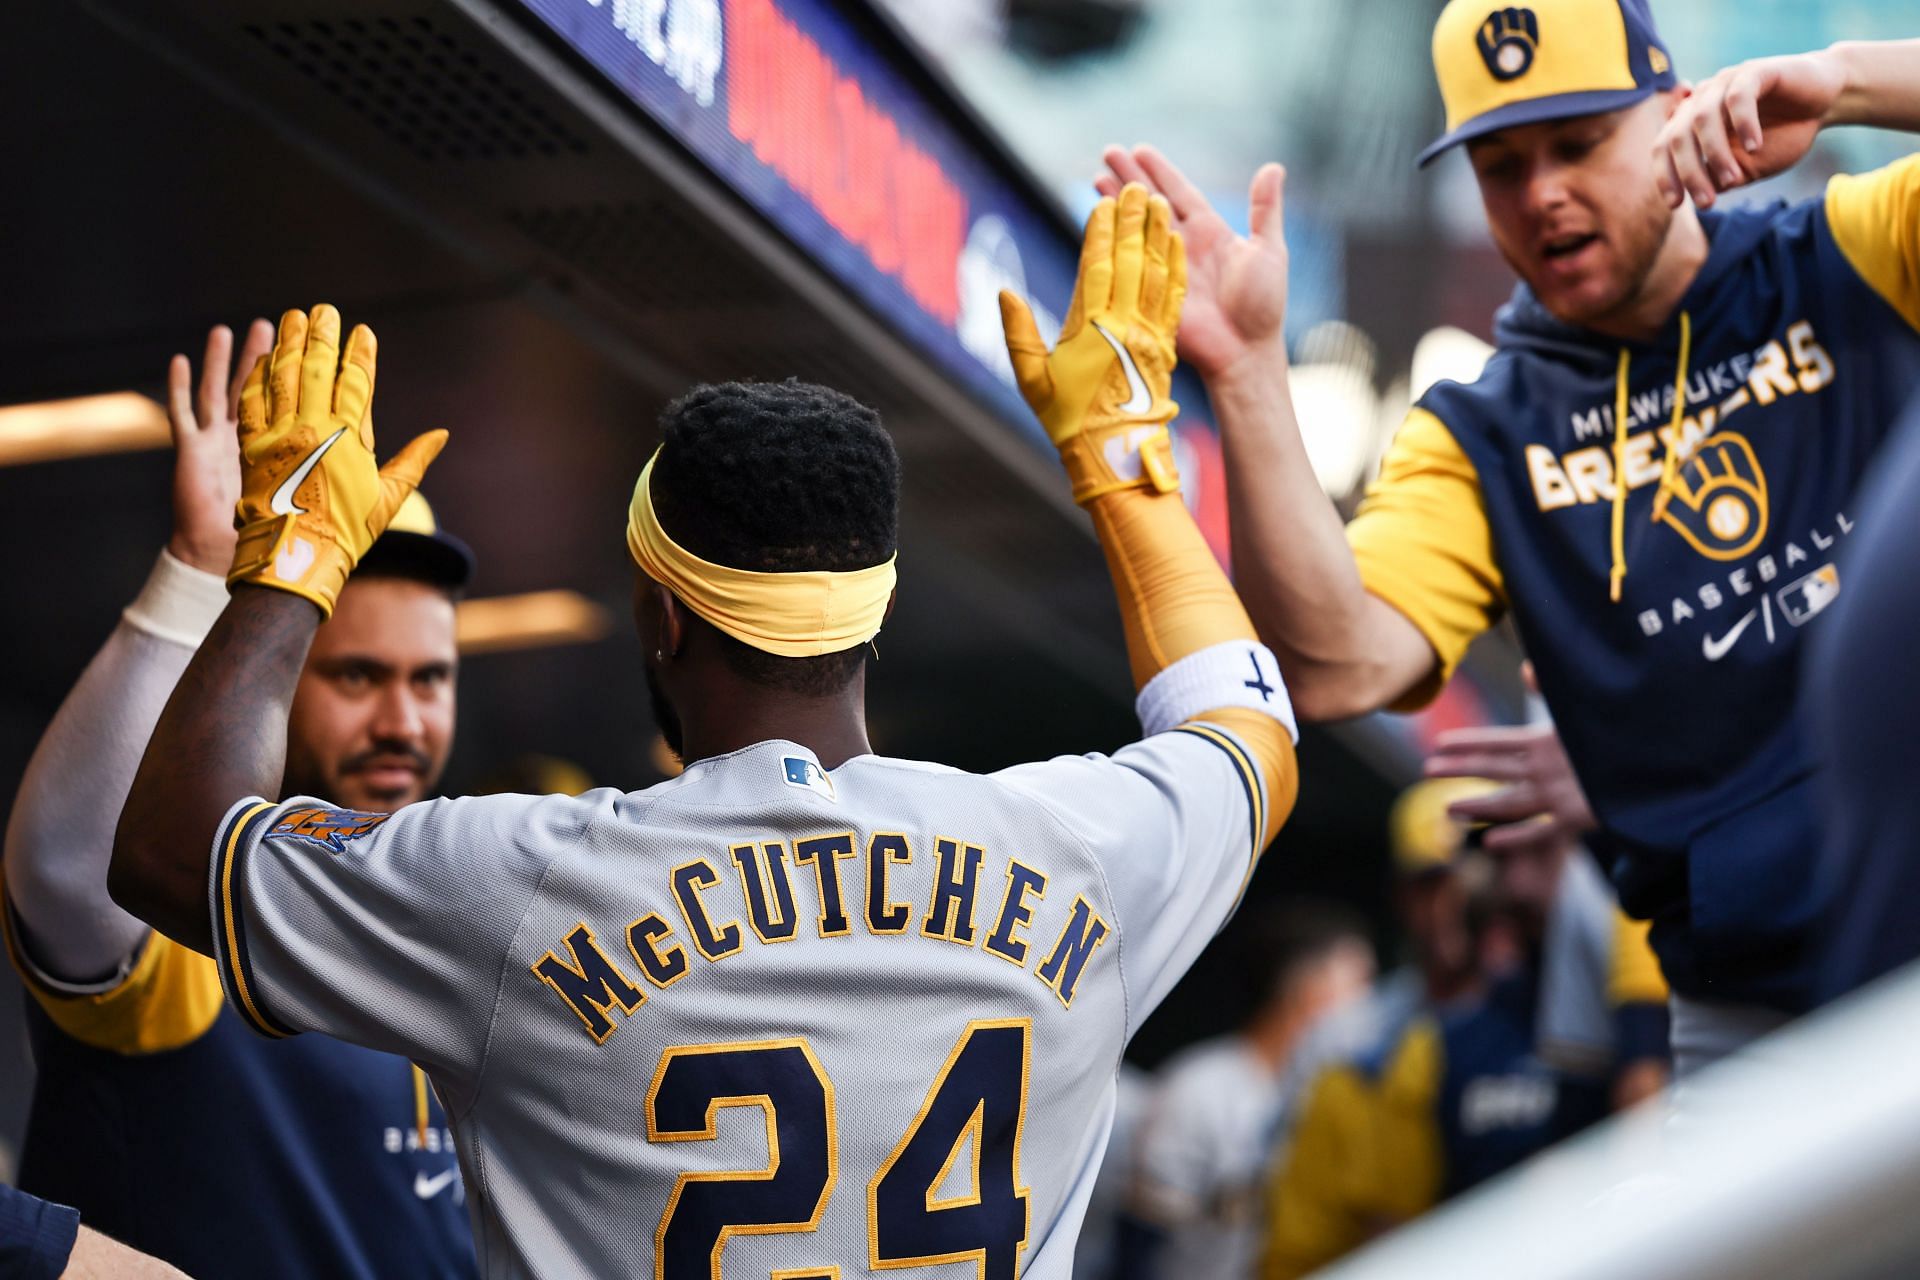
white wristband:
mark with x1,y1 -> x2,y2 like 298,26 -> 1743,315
122,549 -> 232,648
1135,640 -> 1298,742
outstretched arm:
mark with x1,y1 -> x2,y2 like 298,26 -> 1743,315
1656,39 -> 1920,209
110,306 -> 443,952
5,323 -> 269,980
1095,147 -> 1436,719
1000,182 -> 1297,846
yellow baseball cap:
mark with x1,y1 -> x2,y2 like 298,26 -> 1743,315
1419,0 -> 1677,166
1389,777 -> 1502,873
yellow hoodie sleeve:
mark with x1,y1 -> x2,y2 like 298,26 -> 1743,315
1828,154 -> 1920,333
1346,408 -> 1507,708
4,899 -> 223,1055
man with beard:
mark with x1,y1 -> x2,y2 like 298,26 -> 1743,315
4,323 -> 475,1278
1100,7 -> 1920,1071
105,190 -> 1302,1278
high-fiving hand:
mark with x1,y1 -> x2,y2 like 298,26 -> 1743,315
228,305 -> 446,616
1096,146 -> 1288,381
166,320 -> 274,575
999,182 -> 1186,505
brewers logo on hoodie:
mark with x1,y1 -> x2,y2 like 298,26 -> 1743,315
1347,156 -> 1920,1010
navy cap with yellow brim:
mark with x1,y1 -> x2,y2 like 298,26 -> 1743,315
1418,0 -> 1678,167
355,490 -> 475,589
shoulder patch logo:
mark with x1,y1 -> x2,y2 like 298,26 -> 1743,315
781,756 -> 836,802
269,806 -> 392,854
1477,7 -> 1539,81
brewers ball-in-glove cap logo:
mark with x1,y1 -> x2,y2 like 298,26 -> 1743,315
1420,0 -> 1676,166
1477,8 -> 1539,80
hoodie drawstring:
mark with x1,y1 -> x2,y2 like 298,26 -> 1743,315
1609,350 -> 1631,602
1607,310 -> 1692,603
1650,311 -> 1693,525
413,1063 -> 430,1148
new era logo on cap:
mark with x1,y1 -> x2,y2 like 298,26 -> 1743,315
1477,7 -> 1539,81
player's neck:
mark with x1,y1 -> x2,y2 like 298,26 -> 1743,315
677,677 -> 874,771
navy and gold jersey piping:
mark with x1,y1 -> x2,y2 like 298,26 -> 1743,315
1172,721 -> 1266,867
212,798 -> 298,1038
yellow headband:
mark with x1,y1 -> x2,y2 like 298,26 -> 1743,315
626,450 -> 896,658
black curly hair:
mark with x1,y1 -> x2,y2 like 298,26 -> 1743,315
650,379 -> 901,695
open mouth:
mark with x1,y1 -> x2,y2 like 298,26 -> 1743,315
1541,232 -> 1600,260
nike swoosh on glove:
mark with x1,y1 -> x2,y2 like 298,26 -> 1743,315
998,182 -> 1185,505
228,305 -> 446,616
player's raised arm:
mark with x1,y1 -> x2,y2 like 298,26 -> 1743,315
1095,147 -> 1446,719
999,182 -> 1299,850
109,305 -> 444,953
4,323 -> 266,996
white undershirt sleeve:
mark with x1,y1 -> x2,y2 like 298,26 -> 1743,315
4,550 -> 229,986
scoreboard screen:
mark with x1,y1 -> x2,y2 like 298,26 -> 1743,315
514,0 -> 1219,468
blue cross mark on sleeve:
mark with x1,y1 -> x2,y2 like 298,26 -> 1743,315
1243,649 -> 1276,702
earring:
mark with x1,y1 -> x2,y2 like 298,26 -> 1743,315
655,649 -> 664,660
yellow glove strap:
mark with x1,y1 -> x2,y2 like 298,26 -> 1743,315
1058,421 -> 1183,506
229,511 -> 355,617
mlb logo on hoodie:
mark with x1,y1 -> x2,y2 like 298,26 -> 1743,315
1778,564 -> 1840,627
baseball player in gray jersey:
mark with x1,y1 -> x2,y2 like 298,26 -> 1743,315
109,184 -> 1300,1278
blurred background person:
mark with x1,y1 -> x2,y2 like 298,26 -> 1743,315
1261,771 -> 1667,1277
1426,681 -> 1671,1109
1123,901 -> 1374,1279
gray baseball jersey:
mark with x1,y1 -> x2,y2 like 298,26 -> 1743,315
209,716 -> 1277,1278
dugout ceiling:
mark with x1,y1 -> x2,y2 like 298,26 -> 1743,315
0,0 -> 1417,904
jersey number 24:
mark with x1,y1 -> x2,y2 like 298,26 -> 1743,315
648,1018 -> 1031,1279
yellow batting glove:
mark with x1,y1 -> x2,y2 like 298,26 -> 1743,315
229,305 -> 447,617
999,183 -> 1186,505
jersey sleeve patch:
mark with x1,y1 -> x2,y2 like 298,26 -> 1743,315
210,799 -> 300,1040
266,806 -> 393,855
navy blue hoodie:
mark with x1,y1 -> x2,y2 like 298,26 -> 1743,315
1348,158 -> 1920,1010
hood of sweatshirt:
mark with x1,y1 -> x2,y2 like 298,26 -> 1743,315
1486,204 -> 1789,600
